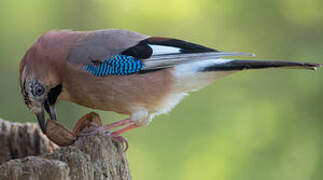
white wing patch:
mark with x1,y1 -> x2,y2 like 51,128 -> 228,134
149,45 -> 181,55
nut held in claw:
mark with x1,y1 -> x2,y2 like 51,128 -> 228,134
45,112 -> 103,146
72,112 -> 102,135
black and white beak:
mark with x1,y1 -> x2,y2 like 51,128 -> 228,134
36,100 -> 56,133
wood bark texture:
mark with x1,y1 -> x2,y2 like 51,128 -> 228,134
0,118 -> 132,180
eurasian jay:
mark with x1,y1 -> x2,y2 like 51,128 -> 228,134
19,29 -> 320,140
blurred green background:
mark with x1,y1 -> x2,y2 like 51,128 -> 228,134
1,0 -> 323,179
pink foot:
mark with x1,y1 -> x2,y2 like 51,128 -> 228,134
77,126 -> 107,136
77,118 -> 139,151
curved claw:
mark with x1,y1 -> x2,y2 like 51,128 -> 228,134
111,136 -> 129,152
77,127 -> 129,151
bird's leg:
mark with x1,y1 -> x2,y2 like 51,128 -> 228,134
78,118 -> 139,151
78,118 -> 133,136
101,118 -> 133,130
109,123 -> 139,136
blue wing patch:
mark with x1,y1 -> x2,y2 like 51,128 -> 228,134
83,55 -> 144,76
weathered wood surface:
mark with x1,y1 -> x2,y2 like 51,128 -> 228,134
0,118 -> 131,180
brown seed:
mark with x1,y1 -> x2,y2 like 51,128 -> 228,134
46,119 -> 76,146
73,112 -> 102,135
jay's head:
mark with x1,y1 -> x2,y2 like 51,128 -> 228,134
19,31 -> 75,133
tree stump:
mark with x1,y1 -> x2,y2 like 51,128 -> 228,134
0,118 -> 131,180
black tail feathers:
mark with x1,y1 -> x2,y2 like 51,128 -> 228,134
202,60 -> 321,72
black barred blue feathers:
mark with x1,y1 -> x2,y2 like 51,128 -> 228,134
83,55 -> 144,76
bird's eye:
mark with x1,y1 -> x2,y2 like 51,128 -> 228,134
33,84 -> 45,96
